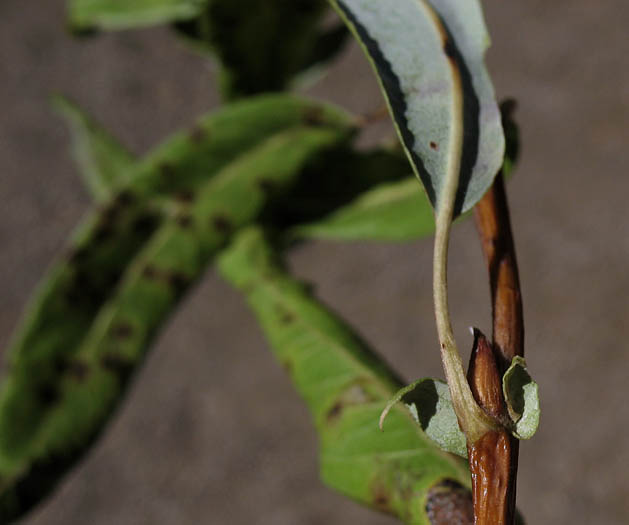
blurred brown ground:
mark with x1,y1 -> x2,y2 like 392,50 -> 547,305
1,1 -> 629,523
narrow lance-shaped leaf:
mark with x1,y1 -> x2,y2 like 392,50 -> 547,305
68,0 -> 208,32
0,124 -> 351,522
128,94 -> 353,199
330,0 -> 505,443
54,93 -> 353,201
1,95 -> 348,438
218,227 -> 473,524
52,95 -> 136,201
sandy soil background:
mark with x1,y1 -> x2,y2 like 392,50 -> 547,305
1,1 -> 629,523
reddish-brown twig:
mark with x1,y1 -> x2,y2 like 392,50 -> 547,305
468,173 -> 524,524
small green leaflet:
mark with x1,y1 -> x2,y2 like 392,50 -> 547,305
68,0 -> 207,31
329,0 -> 504,215
380,379 -> 467,458
502,357 -> 540,440
52,95 -> 136,201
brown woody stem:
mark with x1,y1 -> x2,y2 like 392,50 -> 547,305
468,173 -> 524,524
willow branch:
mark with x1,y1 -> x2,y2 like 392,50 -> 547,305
468,172 -> 524,524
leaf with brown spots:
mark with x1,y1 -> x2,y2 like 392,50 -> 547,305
218,228 -> 472,524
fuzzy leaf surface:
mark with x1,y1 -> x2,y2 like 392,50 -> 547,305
329,0 -> 504,215
218,228 -> 471,524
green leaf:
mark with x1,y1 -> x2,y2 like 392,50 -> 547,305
271,147 -> 411,230
289,99 -> 520,243
128,94 -> 354,199
68,0 -> 208,31
290,177 -> 435,242
0,122 -> 351,522
218,228 -> 471,524
174,0 -> 347,99
329,0 -> 504,215
380,379 -> 467,459
52,95 -> 136,201
502,357 -> 540,440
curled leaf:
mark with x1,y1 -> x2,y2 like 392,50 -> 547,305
502,357 -> 540,440
380,378 -> 467,459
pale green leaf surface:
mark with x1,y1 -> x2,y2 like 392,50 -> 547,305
218,228 -> 470,524
329,0 -> 504,215
52,95 -> 136,201
68,0 -> 207,30
503,357 -> 540,440
380,378 -> 467,459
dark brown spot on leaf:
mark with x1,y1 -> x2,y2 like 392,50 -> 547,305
66,360 -> 90,381
175,190 -> 195,204
281,359 -> 293,374
175,213 -> 193,229
67,246 -> 88,265
190,125 -> 207,143
100,204 -> 120,224
303,106 -> 326,126
38,384 -> 59,406
93,223 -> 113,243
326,401 -> 343,422
142,265 -> 159,280
430,141 -> 438,150
112,322 -> 134,340
132,214 -> 157,235
257,178 -> 275,194
443,39 -> 457,61
101,354 -> 134,382
114,190 -> 135,207
159,163 -> 175,179
370,483 -> 393,515
211,215 -> 232,235
280,311 -> 295,325
167,272 -> 189,296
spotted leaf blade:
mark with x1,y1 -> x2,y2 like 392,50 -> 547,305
329,0 -> 504,215
218,228 -> 471,524
0,123 -> 352,522
2,95 -> 349,431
